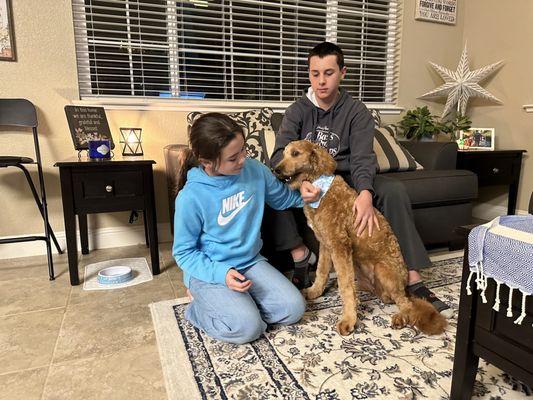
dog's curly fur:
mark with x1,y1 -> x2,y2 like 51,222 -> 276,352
275,140 -> 447,336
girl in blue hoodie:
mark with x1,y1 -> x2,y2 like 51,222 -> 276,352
172,113 -> 319,344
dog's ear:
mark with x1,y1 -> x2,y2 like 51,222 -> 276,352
311,144 -> 337,175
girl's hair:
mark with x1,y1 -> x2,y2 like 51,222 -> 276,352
173,113 -> 245,199
189,112 -> 245,169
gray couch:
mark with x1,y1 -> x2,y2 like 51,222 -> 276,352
165,112 -> 478,249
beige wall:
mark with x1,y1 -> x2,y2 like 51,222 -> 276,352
0,0 -> 189,239
461,0 -> 532,214
0,0 -> 530,243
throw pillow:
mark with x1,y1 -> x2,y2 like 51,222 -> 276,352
187,108 -> 274,165
374,126 -> 423,173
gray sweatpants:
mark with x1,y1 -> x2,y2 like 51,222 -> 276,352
262,174 -> 431,271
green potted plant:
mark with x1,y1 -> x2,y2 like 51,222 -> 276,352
436,113 -> 472,141
398,106 -> 438,140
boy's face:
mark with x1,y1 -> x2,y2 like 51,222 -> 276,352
308,54 -> 346,104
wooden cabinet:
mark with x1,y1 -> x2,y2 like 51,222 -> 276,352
457,150 -> 526,215
55,157 -> 160,285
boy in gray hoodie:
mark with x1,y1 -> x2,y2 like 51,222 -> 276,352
268,42 -> 451,317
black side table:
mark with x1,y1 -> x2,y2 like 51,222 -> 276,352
451,225 -> 533,399
457,150 -> 526,215
55,156 -> 160,285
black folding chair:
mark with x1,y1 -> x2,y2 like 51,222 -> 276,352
0,99 -> 63,280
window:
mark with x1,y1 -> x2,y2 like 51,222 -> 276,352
72,0 -> 400,103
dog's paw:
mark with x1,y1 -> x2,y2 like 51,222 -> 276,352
302,286 -> 322,300
391,313 -> 408,329
336,317 -> 356,336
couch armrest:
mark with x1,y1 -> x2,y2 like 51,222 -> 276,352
164,144 -> 195,234
401,141 -> 458,170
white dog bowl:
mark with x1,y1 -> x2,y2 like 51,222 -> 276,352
97,266 -> 133,285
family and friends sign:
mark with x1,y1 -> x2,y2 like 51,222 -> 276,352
415,0 -> 457,25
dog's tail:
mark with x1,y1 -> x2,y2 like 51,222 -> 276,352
395,296 -> 447,335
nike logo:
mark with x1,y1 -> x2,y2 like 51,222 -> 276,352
217,192 -> 254,226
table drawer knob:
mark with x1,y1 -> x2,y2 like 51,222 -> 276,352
105,185 -> 113,193
492,167 -> 500,174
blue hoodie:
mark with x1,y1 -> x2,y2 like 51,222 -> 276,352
172,158 -> 303,288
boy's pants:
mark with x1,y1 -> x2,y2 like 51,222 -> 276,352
185,260 -> 306,344
263,174 -> 431,271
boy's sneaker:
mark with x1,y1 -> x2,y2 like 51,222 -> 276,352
408,281 -> 454,318
291,249 -> 316,290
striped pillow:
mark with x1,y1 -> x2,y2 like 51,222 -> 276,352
374,126 -> 423,173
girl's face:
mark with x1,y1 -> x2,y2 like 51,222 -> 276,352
202,134 -> 246,176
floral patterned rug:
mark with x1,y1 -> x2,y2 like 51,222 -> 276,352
150,256 -> 530,400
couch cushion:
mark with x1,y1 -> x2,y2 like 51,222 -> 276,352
382,169 -> 478,207
187,108 -> 274,165
374,126 -> 422,173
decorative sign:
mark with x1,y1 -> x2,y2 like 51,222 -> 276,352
64,106 -> 114,150
415,0 -> 457,25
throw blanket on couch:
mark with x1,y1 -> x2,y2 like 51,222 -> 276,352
467,215 -> 533,326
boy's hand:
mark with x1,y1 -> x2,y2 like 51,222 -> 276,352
300,181 -> 321,203
226,268 -> 252,292
352,190 -> 380,237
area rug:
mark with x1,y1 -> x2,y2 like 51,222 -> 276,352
150,257 -> 530,399
83,257 -> 153,290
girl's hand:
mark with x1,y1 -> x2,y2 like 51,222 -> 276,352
352,190 -> 380,237
226,268 -> 252,292
300,181 -> 321,203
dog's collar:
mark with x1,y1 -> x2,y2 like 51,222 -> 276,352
307,175 -> 335,209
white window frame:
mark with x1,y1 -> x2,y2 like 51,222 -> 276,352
71,0 -> 403,114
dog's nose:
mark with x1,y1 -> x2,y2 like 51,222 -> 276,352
273,166 -> 282,175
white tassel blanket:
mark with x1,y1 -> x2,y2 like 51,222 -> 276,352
467,215 -> 533,326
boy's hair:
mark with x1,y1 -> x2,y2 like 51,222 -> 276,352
308,42 -> 345,70
189,113 -> 245,168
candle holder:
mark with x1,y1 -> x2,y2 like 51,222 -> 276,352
119,127 -> 143,156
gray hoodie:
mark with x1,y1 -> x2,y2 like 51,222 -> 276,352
270,87 -> 377,194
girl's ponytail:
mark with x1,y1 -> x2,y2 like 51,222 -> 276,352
172,146 -> 199,200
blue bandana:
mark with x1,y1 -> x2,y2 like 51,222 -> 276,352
308,175 -> 335,208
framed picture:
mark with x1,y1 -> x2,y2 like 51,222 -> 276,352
460,128 -> 495,151
415,0 -> 457,25
64,106 -> 115,151
0,0 -> 16,61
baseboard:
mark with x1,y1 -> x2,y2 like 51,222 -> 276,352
472,203 -> 529,221
0,223 -> 173,260
2,203 -> 528,260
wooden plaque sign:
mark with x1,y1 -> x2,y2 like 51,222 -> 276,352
64,105 -> 114,150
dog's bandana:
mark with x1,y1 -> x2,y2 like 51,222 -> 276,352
307,175 -> 335,208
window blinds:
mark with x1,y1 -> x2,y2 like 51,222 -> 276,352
72,0 -> 400,103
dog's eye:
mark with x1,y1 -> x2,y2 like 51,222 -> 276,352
291,150 -> 300,157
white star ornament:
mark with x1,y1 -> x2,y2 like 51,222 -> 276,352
419,45 -> 504,118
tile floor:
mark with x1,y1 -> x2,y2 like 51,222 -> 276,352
0,242 -> 186,400
1,243 -> 461,400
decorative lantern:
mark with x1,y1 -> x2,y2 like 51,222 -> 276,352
119,127 -> 143,156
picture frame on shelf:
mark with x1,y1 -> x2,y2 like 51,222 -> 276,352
459,128 -> 495,151
0,0 -> 16,61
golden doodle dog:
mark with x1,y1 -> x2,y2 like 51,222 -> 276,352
274,140 -> 447,336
